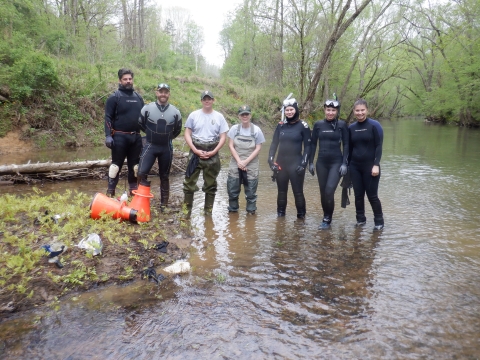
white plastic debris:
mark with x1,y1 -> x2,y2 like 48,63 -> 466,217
76,233 -> 103,256
163,261 -> 191,274
119,191 -> 128,202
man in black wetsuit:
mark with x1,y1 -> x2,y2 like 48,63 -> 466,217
309,98 -> 349,229
268,98 -> 311,219
104,68 -> 144,197
348,99 -> 384,231
138,83 -> 182,212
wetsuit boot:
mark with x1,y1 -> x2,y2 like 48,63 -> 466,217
294,192 -> 306,219
160,179 -> 170,213
373,215 -> 384,231
277,191 -> 287,217
204,193 -> 215,215
106,176 -> 118,197
320,216 -> 332,230
182,192 -> 194,219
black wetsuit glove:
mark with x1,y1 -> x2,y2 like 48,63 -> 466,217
308,162 -> 315,176
296,161 -> 307,175
268,154 -> 278,171
339,164 -> 348,176
105,136 -> 114,149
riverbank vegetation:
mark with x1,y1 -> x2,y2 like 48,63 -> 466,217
0,0 -> 479,149
0,189 -> 191,314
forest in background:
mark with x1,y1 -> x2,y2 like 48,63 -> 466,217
0,0 -> 479,148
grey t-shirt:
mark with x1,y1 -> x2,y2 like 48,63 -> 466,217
184,109 -> 229,142
227,124 -> 266,145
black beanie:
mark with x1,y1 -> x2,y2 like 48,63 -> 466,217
285,102 -> 300,123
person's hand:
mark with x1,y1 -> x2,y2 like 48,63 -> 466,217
270,163 -> 279,172
198,150 -> 210,160
308,163 -> 315,176
296,164 -> 306,175
372,165 -> 380,177
105,136 -> 114,149
237,160 -> 247,170
339,164 -> 348,176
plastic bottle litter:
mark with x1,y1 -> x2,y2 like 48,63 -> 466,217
163,261 -> 190,274
76,233 -> 103,256
119,191 -> 128,202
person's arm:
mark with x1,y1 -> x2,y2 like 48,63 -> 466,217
309,122 -> 318,164
228,137 -> 246,170
184,127 -> 199,154
300,123 -> 311,167
243,144 -> 262,166
268,125 -> 281,169
371,120 -> 384,176
172,111 -> 182,139
138,106 -> 147,133
104,95 -> 116,137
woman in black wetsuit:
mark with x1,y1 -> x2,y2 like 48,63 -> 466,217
268,98 -> 311,219
309,98 -> 349,229
348,99 -> 384,231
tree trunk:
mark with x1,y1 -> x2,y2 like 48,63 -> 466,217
302,0 -> 374,117
0,160 -> 112,175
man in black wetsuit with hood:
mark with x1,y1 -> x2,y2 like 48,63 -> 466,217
104,68 -> 144,197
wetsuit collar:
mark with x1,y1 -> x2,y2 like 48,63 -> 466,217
118,84 -> 134,93
156,102 -> 170,112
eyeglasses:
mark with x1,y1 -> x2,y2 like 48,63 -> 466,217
157,83 -> 170,90
283,98 -> 297,107
324,100 -> 339,107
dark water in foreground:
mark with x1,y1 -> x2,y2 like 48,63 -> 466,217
1,119 -> 480,359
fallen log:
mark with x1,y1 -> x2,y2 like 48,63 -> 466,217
0,160 -> 112,175
0,151 -> 189,184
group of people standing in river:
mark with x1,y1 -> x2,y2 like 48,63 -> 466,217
104,68 -> 384,231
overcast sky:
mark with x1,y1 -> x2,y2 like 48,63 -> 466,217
163,0 -> 242,67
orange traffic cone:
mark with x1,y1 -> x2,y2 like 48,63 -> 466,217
129,180 -> 154,222
90,193 -> 137,222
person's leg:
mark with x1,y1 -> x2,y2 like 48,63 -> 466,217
290,166 -> 306,219
182,152 -> 202,218
349,163 -> 366,224
107,134 -> 128,196
158,144 -> 173,211
244,178 -> 258,214
365,167 -> 384,228
323,162 -> 342,221
137,142 -> 157,182
201,155 -> 221,214
275,167 -> 289,216
316,161 -> 329,219
126,134 -> 142,194
227,175 -> 241,212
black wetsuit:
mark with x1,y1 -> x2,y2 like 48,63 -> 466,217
104,85 -> 144,192
310,119 -> 349,222
348,118 -> 384,226
138,102 -> 182,207
269,120 -> 311,217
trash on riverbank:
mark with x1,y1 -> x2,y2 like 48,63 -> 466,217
76,233 -> 103,256
163,261 -> 190,274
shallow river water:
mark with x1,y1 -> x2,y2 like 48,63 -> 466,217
1,119 -> 480,359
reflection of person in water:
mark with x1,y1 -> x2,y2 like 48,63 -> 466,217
269,224 -> 381,333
